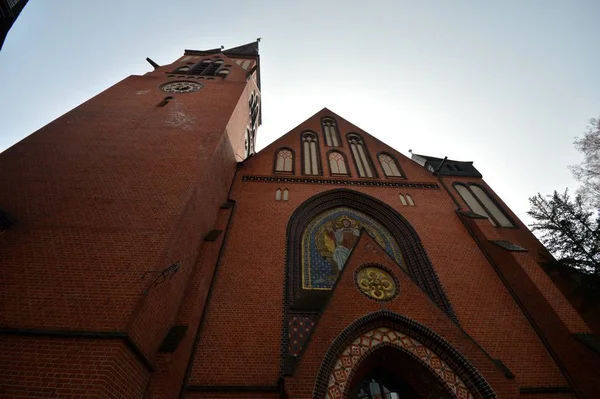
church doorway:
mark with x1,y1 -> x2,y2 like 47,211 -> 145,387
347,345 -> 453,399
320,326 -> 476,399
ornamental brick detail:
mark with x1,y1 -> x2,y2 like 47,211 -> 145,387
326,327 -> 474,399
242,175 -> 439,189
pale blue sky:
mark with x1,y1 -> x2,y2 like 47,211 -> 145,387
1,1 -> 599,225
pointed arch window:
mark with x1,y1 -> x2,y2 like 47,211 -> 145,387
469,185 -> 513,227
275,148 -> 294,173
321,118 -> 341,147
328,151 -> 348,175
347,134 -> 374,178
454,183 -> 513,227
302,132 -> 320,175
378,153 -> 403,177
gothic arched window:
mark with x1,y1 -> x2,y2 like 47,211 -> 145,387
378,153 -> 403,177
454,183 -> 513,227
328,151 -> 348,175
302,132 -> 320,175
347,134 -> 374,178
469,185 -> 513,227
321,118 -> 341,147
275,148 -> 294,173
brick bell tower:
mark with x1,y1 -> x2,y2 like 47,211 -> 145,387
0,42 -> 261,398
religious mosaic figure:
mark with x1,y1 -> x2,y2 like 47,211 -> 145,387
303,207 -> 405,290
323,216 -> 360,272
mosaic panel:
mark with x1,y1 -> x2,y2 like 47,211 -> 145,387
326,327 -> 474,399
302,207 -> 404,290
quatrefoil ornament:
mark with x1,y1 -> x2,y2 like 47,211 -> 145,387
356,266 -> 397,301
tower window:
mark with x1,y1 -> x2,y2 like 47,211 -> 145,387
378,153 -> 403,177
244,128 -> 251,158
245,92 -> 260,158
302,132 -> 321,175
183,58 -> 229,77
406,194 -> 415,206
454,184 -> 513,227
328,151 -> 348,175
275,189 -> 282,201
347,134 -> 374,178
275,148 -> 294,173
321,118 -> 341,147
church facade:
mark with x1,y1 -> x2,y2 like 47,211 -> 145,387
1,42 -> 599,398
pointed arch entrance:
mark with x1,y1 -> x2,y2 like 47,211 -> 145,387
313,311 -> 497,399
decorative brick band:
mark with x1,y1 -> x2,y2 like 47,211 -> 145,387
243,175 -> 439,189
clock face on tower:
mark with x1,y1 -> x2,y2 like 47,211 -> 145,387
160,81 -> 203,93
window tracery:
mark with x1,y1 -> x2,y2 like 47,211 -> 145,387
328,151 -> 348,175
379,153 -> 403,177
275,148 -> 293,173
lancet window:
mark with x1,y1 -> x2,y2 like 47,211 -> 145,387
455,183 -> 513,227
321,118 -> 341,147
302,132 -> 320,175
347,134 -> 374,177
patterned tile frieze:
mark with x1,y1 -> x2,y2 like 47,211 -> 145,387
242,175 -> 439,189
326,327 -> 474,399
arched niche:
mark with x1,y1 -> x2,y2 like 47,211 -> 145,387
284,189 -> 455,320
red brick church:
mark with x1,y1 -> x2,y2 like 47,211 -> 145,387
1,42 -> 599,398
